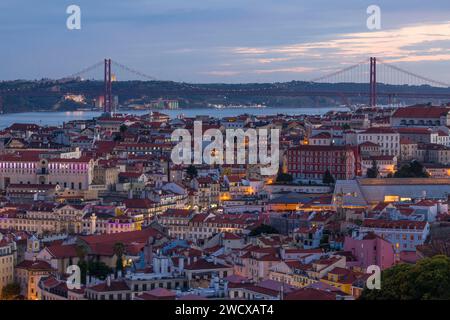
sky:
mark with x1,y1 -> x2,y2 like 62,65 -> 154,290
2,0 -> 450,83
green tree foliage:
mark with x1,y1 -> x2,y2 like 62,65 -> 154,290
1,282 -> 21,300
87,261 -> 113,280
119,124 -> 128,133
276,172 -> 293,183
78,260 -> 88,285
341,124 -> 351,130
186,165 -> 198,180
366,159 -> 379,178
75,244 -> 89,284
249,224 -> 279,236
113,242 -> 126,273
322,169 -> 335,185
360,255 -> 450,300
393,160 -> 429,178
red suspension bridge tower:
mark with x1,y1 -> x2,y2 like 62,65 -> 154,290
369,57 -> 377,107
104,58 -> 113,114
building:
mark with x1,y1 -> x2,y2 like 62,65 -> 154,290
334,178 -> 450,206
343,232 -> 395,271
360,219 -> 430,252
184,258 -> 233,288
157,209 -> 195,239
0,152 -> 94,190
391,105 -> 450,127
15,260 -> 55,300
361,155 -> 396,177
0,236 -> 16,293
38,276 -> 86,300
357,128 -> 400,157
287,145 -> 360,181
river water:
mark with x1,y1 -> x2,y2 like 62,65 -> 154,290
0,107 -> 345,129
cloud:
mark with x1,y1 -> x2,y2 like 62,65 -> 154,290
202,66 -> 315,77
254,57 -> 292,64
253,66 -> 315,74
201,70 -> 241,76
229,21 -> 450,65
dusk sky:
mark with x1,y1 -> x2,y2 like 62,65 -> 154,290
2,0 -> 450,83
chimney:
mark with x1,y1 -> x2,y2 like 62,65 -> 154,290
153,257 -> 161,274
161,258 -> 169,274
178,257 -> 184,272
106,275 -> 111,288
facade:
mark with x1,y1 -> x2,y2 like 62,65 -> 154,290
0,237 -> 16,293
357,128 -> 400,157
361,155 -> 396,177
287,145 -> 360,181
15,260 -> 55,300
0,152 -> 94,190
343,233 -> 395,270
391,105 -> 450,127
360,219 -> 430,252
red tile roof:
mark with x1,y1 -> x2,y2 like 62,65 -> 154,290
135,288 -> 176,300
284,288 -> 337,300
16,260 -> 54,271
362,219 -> 427,230
89,280 -> 130,292
392,105 -> 450,119
45,244 -> 78,259
184,258 -> 231,270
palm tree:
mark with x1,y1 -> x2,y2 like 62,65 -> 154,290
75,244 -> 88,284
113,242 -> 126,274
75,244 -> 87,262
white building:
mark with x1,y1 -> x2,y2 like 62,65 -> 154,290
357,128 -> 400,157
360,219 -> 430,252
391,105 -> 450,127
0,152 -> 94,190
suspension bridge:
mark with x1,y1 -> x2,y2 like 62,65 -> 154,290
1,57 -> 450,113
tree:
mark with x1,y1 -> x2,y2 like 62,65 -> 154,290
322,169 -> 335,185
119,124 -> 128,133
1,282 -> 21,300
393,160 -> 429,178
87,261 -> 113,280
410,160 -> 428,177
186,165 -> 198,180
366,159 -> 379,178
75,244 -> 87,261
360,255 -> 450,300
249,224 -> 279,236
75,244 -> 88,284
113,242 -> 126,274
276,172 -> 293,183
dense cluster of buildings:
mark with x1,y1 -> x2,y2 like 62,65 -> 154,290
0,104 -> 449,300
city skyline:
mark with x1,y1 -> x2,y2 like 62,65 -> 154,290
2,0 -> 450,83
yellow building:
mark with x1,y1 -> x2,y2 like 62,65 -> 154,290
15,260 -> 55,300
320,267 -> 363,295
0,237 -> 16,294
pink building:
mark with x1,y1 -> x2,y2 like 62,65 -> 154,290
343,232 -> 395,271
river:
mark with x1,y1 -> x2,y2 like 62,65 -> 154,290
0,107 -> 346,129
